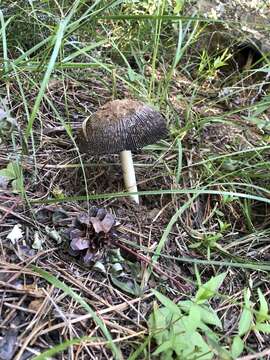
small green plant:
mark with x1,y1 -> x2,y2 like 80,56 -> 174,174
231,288 -> 270,358
198,48 -> 232,79
0,161 -> 24,193
148,274 -> 270,360
148,272 -> 229,359
0,100 -> 18,144
190,218 -> 231,251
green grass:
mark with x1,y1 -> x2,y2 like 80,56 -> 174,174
1,0 -> 270,359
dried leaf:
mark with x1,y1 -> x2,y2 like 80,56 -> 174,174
0,328 -> 17,360
32,231 -> 44,250
70,238 -> 90,251
36,206 -> 68,225
18,245 -> 36,258
76,212 -> 92,226
45,226 -> 62,244
90,213 -> 115,234
0,175 -> 9,189
69,228 -> 84,240
93,261 -> 106,273
7,224 -> 23,244
83,249 -> 95,264
36,207 -> 53,224
28,299 -> 44,312
52,209 -> 69,225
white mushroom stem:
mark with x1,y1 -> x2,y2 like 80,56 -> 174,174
120,150 -> 139,204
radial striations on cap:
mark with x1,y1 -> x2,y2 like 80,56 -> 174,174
78,99 -> 168,155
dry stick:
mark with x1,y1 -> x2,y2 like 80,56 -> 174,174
20,287 -> 58,348
0,195 -> 20,201
103,319 -> 138,335
52,261 -> 149,331
0,204 -> 36,227
0,285 -> 43,298
49,263 -> 115,307
0,249 -> 56,288
114,240 -> 190,292
3,302 -> 37,314
14,296 -> 150,360
237,349 -> 270,360
14,321 -> 50,360
1,295 -> 28,327
0,197 -> 22,224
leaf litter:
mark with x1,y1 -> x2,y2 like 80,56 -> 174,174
6,224 -> 23,244
0,327 -> 18,360
35,205 -> 120,266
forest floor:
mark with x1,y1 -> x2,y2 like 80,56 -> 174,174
1,1 -> 270,359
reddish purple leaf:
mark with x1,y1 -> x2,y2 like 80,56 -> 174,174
83,249 -> 94,264
69,228 -> 84,240
90,213 -> 115,234
70,238 -> 90,251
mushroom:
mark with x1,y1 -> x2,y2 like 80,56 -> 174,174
78,99 -> 168,204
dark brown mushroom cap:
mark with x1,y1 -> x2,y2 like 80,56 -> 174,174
77,99 -> 168,155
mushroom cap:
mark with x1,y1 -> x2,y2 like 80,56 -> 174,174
77,99 -> 168,155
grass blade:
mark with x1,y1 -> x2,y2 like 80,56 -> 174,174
32,336 -> 97,360
25,19 -> 68,140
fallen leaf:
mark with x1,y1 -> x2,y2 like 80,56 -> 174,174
93,261 -> 106,273
83,249 -> 95,264
7,224 -> 23,244
28,299 -> 44,312
76,212 -> 91,226
52,208 -> 69,225
36,205 -> 68,225
32,231 -> 44,250
69,228 -> 84,240
110,275 -> 141,296
18,245 -> 36,258
0,175 -> 9,189
70,238 -> 90,251
45,226 -> 62,244
0,328 -> 17,360
90,213 -> 115,234
36,207 -> 53,224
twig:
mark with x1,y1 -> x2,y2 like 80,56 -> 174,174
114,239 -> 190,292
237,348 -> 270,360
